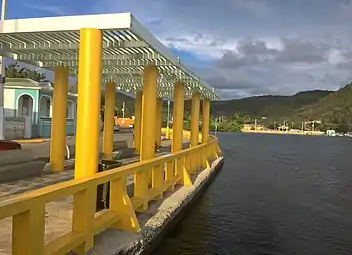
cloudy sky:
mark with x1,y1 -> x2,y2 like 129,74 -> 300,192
7,0 -> 352,99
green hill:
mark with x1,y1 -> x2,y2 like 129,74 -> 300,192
110,83 -> 352,132
295,83 -> 352,130
208,90 -> 332,119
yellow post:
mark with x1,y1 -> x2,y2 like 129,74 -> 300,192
134,64 -> 158,211
202,98 -> 210,143
172,82 -> 192,186
190,92 -> 200,147
102,82 -> 116,160
172,82 -> 184,153
49,66 -> 68,172
155,97 -> 163,148
74,28 -> 102,179
73,28 -> 102,254
133,91 -> 142,154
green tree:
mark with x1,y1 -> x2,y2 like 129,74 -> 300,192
5,62 -> 47,82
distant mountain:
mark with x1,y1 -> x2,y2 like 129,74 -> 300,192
113,84 -> 352,132
207,90 -> 332,119
295,83 -> 352,126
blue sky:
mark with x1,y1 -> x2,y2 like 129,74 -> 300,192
3,0 -> 352,99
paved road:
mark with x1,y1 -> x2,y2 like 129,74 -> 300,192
21,129 -> 134,159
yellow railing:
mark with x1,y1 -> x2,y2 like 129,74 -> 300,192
162,128 -> 203,141
0,132 -> 220,255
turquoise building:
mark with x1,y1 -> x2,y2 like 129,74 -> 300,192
3,78 -> 77,139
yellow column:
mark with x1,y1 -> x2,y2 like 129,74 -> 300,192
140,65 -> 158,160
202,98 -> 210,143
190,92 -> 200,147
172,82 -> 192,186
50,66 -> 69,172
155,98 -> 163,148
73,28 -> 102,254
172,82 -> 184,153
135,65 -> 158,211
102,82 -> 116,160
133,91 -> 142,154
75,28 -> 102,178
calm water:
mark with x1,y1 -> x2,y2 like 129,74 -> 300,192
153,133 -> 352,255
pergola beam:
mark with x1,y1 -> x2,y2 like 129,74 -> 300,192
0,13 -> 220,100
15,52 -> 163,61
0,40 -> 148,51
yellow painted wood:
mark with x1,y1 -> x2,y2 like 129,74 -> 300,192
152,164 -> 164,200
182,155 -> 193,186
165,161 -> 175,191
12,203 -> 45,255
72,187 -> 97,254
110,177 -> 140,232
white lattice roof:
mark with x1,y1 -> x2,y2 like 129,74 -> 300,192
0,13 -> 220,100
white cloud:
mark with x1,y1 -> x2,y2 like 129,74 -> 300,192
93,0 -> 352,99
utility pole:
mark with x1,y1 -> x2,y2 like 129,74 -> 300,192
122,101 -> 125,119
0,0 -> 7,140
254,118 -> 257,130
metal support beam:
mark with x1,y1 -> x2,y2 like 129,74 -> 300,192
102,82 -> 116,160
75,28 -> 102,179
155,98 -> 163,147
49,66 -> 69,172
190,92 -> 200,147
133,91 -> 142,154
202,99 -> 210,143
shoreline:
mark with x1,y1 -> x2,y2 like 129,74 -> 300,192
88,157 -> 224,255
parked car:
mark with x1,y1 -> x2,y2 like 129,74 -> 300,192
0,140 -> 22,150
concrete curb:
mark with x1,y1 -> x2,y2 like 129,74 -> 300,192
13,139 -> 48,144
89,157 -> 224,255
